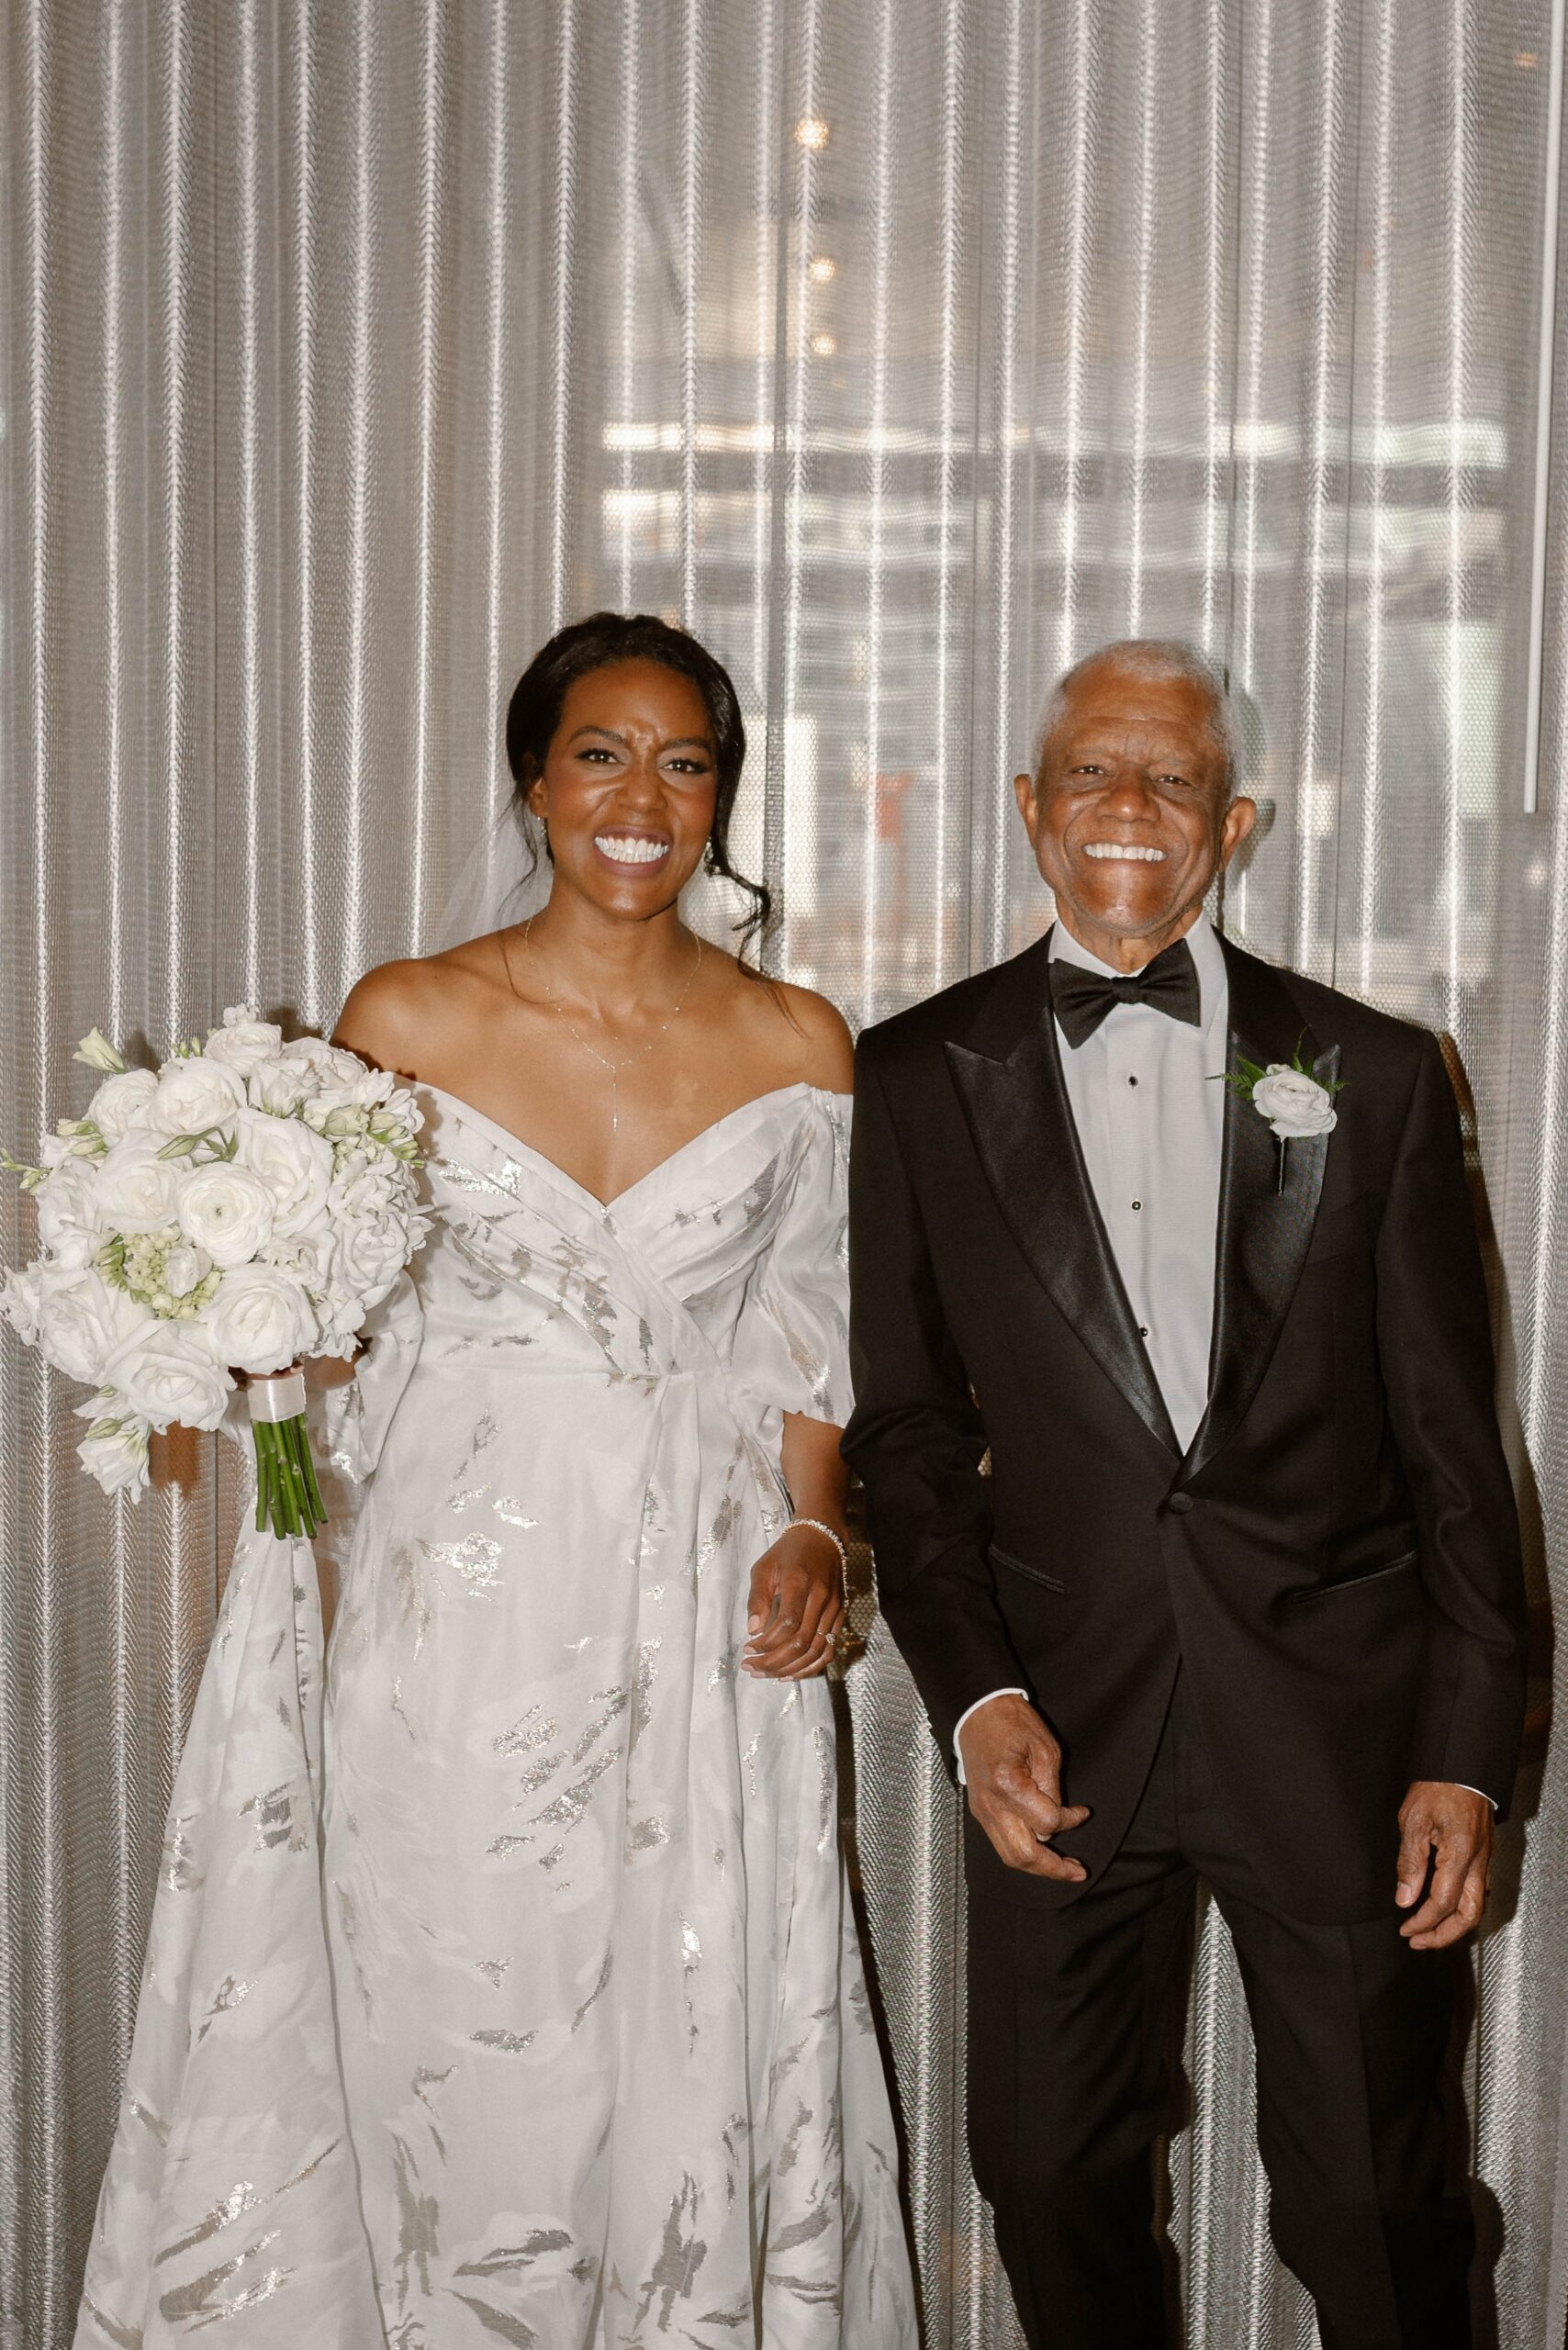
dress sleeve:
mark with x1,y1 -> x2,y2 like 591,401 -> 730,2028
734,1091 -> 854,1427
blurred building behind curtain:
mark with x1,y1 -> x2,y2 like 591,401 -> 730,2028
2,2 -> 1565,2342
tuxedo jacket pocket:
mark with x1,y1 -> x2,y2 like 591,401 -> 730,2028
989,1543 -> 1067,1595
1284,1547 -> 1418,1605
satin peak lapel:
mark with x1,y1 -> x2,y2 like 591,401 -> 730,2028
944,939 -> 1181,1458
1183,943 -> 1337,1483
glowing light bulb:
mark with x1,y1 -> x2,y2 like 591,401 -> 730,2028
810,331 -> 838,357
794,116 -> 831,151
808,254 -> 837,283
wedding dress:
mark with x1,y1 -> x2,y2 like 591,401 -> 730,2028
75,1081 -> 917,2349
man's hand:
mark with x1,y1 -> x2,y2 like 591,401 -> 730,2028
958,1693 -> 1091,1881
1395,1781 -> 1494,1949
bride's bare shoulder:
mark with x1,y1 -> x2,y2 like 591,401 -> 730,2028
716,956 -> 854,1095
335,935 -> 509,1078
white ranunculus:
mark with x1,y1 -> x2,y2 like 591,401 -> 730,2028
75,1412 -> 151,1498
233,1110 -> 334,1238
86,1068 -> 160,1142
35,1265 -> 150,1384
1250,1065 -> 1338,1141
278,1036 -> 366,1091
104,1320 -> 229,1430
94,1138 -> 186,1235
35,1158 -> 103,1267
201,1263 -> 317,1373
204,1006 -> 285,1076
176,1163 -> 276,1268
147,1055 -> 248,1138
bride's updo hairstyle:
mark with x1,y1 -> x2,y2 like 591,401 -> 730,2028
506,611 -> 773,959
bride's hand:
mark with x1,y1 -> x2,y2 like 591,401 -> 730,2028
743,1524 -> 846,1680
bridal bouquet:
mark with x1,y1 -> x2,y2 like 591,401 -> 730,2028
1,1009 -> 428,1535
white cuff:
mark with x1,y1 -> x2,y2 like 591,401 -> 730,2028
953,1688 -> 1029,1786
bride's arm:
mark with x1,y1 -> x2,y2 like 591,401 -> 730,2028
743,1413 -> 850,1681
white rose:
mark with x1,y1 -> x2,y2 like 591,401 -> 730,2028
86,1068 -> 160,1142
95,1138 -> 186,1235
200,1263 -> 317,1373
104,1321 -> 230,1431
278,1036 -> 366,1091
75,1412 -> 151,1499
1250,1065 -> 1338,1141
147,1056 -> 247,1137
233,1110 -> 335,1238
328,1158 -> 408,1303
176,1164 -> 276,1268
34,1158 -> 103,1267
34,1266 -> 150,1384
204,1007 -> 285,1076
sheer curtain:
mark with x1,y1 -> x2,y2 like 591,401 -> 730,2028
3,3 -> 1563,2342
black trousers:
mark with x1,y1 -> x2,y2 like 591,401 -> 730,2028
966,1676 -> 1473,2350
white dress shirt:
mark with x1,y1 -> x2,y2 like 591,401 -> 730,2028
953,914 -> 1488,1806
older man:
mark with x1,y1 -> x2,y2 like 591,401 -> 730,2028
844,641 -> 1527,2349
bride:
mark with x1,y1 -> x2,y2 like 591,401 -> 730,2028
76,613 -> 917,2349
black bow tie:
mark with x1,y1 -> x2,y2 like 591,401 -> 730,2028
1048,936 -> 1203,1049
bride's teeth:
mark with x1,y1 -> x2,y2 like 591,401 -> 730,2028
598,834 -> 669,866
1083,842 -> 1167,862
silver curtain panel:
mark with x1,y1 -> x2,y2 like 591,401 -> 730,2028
2,2 -> 1564,2343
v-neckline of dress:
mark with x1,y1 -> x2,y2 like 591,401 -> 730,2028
420,1079 -> 843,1217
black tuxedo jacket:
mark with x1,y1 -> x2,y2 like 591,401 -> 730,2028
843,931 -> 1528,1926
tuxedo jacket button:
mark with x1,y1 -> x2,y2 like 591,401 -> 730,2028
1166,1493 -> 1194,1516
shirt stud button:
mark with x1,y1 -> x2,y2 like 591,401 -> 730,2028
1131,1200 -> 1142,1212
1128,1075 -> 1139,1088
1138,1325 -> 1149,1338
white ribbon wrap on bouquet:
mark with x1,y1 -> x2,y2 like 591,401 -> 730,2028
246,1366 -> 308,1423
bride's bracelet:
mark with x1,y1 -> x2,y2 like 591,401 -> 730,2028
790,1516 -> 848,1583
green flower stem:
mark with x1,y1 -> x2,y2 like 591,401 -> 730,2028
251,1410 -> 328,1541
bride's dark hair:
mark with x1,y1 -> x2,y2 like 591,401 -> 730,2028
505,611 -> 773,959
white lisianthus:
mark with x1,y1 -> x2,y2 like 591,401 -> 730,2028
35,1158 -> 103,1267
278,1036 -> 365,1090
73,1027 -> 128,1074
200,1263 -> 317,1374
86,1068 -> 160,1142
204,1005 -> 285,1076
233,1110 -> 334,1237
162,1243 -> 211,1298
247,1061 -> 314,1115
147,1055 -> 248,1138
176,1163 -> 276,1268
74,1406 -> 152,1498
34,1266 -> 150,1384
104,1320 -> 229,1431
95,1137 -> 187,1234
1250,1065 -> 1338,1140
0,1266 -> 45,1348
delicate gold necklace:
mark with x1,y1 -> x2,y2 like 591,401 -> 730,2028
503,920 -> 705,1138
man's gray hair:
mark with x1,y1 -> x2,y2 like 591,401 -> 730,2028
1031,638 -> 1242,793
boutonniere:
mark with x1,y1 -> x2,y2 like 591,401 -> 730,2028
1218,1041 -> 1343,1192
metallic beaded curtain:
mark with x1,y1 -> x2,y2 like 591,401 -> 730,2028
2,2 -> 1565,2344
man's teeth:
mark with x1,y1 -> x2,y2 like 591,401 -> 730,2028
1082,842 -> 1167,862
598,834 -> 670,865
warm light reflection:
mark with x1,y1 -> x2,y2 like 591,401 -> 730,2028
794,116 -> 830,150
810,331 -> 838,356
808,254 -> 838,283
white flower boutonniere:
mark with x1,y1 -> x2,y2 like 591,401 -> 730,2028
1220,1041 -> 1343,1190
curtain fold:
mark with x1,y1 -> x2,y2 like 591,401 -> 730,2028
3,4 -> 1564,2343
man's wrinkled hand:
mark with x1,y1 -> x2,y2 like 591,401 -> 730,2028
958,1693 -> 1091,1881
1395,1781 -> 1494,1949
